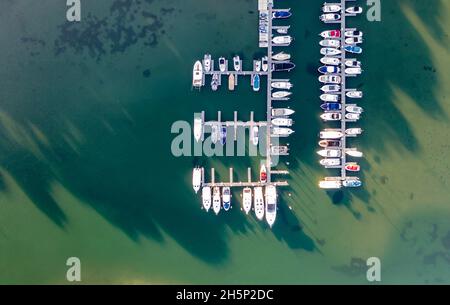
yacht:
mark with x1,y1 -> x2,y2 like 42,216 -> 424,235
192,61 -> 203,88
320,93 -> 340,102
271,81 -> 293,90
222,187 -> 231,211
346,106 -> 364,114
320,112 -> 341,121
345,149 -> 363,158
272,127 -> 294,137
272,91 -> 292,99
228,73 -> 235,91
260,164 -> 267,183
252,74 -> 260,92
319,180 -> 342,189
194,117 -> 203,142
345,30 -> 363,38
321,84 -> 341,92
254,60 -> 262,72
211,73 -> 220,91
272,118 -> 293,127
318,66 -> 341,74
212,187 -> 221,215
261,56 -> 269,72
242,187 -> 252,215
320,13 -> 341,22
203,54 -> 211,73
219,57 -> 226,72
345,37 -> 363,45
346,6 -> 363,14
318,75 -> 341,84
272,108 -> 295,117
233,55 -> 241,71
322,4 -> 341,13
345,113 -> 360,120
343,178 -> 362,188
276,27 -> 289,34
345,60 -> 361,67
319,140 -> 341,148
319,39 -> 340,48
265,185 -> 277,228
192,167 -> 202,193
271,145 -> 289,155
345,128 -> 363,135
220,126 -> 227,145
317,149 -> 341,158
320,129 -> 344,139
272,62 -> 296,72
320,47 -> 341,56
202,186 -> 211,212
211,124 -> 219,144
320,30 -> 341,38
345,162 -> 360,172
346,91 -> 363,98
321,102 -> 341,111
250,126 -> 259,146
345,67 -> 362,75
320,57 -> 340,66
320,158 -> 341,166
254,187 -> 265,221
272,36 -> 293,45
272,51 -> 291,61
344,45 -> 363,54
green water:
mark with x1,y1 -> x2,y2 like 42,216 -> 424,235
0,0 -> 449,284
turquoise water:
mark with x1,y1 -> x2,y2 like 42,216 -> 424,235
0,0 -> 449,284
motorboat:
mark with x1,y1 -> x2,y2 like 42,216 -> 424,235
262,56 -> 269,72
254,60 -> 262,72
320,112 -> 341,121
321,84 -> 341,92
222,187 -> 231,211
346,106 -> 364,114
320,102 -> 341,111
273,10 -> 291,19
319,180 -> 342,189
276,27 -> 290,34
272,118 -> 293,127
192,61 -> 203,88
345,60 -> 361,67
345,30 -> 363,38
272,91 -> 292,99
233,55 -> 241,71
272,36 -> 293,45
272,62 -> 296,72
317,149 -> 341,158
319,39 -> 340,48
271,145 -> 289,155
271,81 -> 293,89
254,187 -> 265,220
318,74 -> 341,84
346,67 -> 362,75
320,13 -> 341,22
242,187 -> 252,215
228,73 -> 235,91
250,126 -> 259,146
344,45 -> 363,54
320,158 -> 341,166
345,128 -> 363,135
319,140 -> 341,148
345,149 -> 363,157
320,93 -> 340,102
320,47 -> 341,56
272,127 -> 294,137
194,117 -> 203,142
202,186 -> 211,212
192,167 -> 202,193
220,126 -> 227,145
203,54 -> 211,73
346,91 -> 363,98
272,51 -> 291,61
272,108 -> 295,116
343,178 -> 362,188
320,129 -> 344,139
320,30 -> 341,38
346,6 -> 363,14
265,185 -> 277,228
345,162 -> 360,172
345,37 -> 363,45
211,73 -> 220,91
318,65 -> 341,74
252,74 -> 260,92
219,57 -> 226,72
260,164 -> 267,183
345,113 -> 360,120
322,4 -> 341,13
212,187 -> 221,215
211,124 -> 219,144
320,57 -> 340,65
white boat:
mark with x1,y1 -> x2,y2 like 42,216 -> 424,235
320,130 -> 344,139
272,36 -> 293,45
219,57 -> 226,72
203,54 -> 211,73
322,4 -> 341,13
202,186 -> 211,212
222,187 -> 231,211
346,91 -> 363,98
320,13 -> 341,22
192,61 -> 203,88
320,93 -> 339,102
272,51 -> 291,61
211,124 -> 219,144
346,149 -> 363,157
272,108 -> 295,116
254,60 -> 261,72
345,128 -> 363,135
343,177 -> 362,188
265,185 -> 277,228
212,187 -> 221,215
321,84 -> 341,92
318,75 -> 341,84
345,60 -> 361,67
272,127 -> 294,136
276,27 -> 289,34
320,112 -> 341,121
233,55 -> 241,71
211,73 -> 220,91
345,113 -> 360,120
319,180 -> 342,189
346,106 -> 364,114
346,6 -> 363,14
320,39 -> 340,48
192,167 -> 202,193
272,91 -> 292,98
345,37 -> 363,45
194,117 -> 203,142
254,187 -> 264,220
242,187 -> 252,215
317,149 -> 341,158
271,81 -> 293,89
272,118 -> 293,126
320,57 -> 340,66
250,126 -> 259,146
262,56 -> 269,72
345,67 -> 362,75
345,30 -> 363,38
271,145 -> 289,155
320,158 -> 341,166
320,47 -> 341,56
